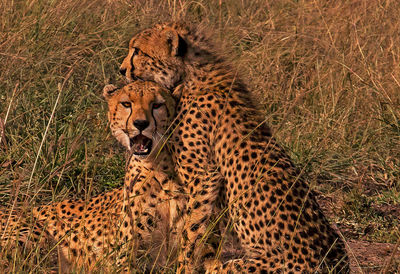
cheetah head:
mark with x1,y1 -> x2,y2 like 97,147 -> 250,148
119,23 -> 187,89
103,81 -> 176,159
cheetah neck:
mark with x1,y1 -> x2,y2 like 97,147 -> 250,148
125,149 -> 175,183
169,24 -> 257,108
184,62 -> 238,92
167,23 -> 243,95
180,46 -> 247,98
122,149 -> 177,207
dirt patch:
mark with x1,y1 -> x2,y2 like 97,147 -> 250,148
347,240 -> 400,273
316,191 -> 346,218
317,193 -> 400,273
372,203 -> 400,221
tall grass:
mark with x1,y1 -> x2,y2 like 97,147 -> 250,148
0,0 -> 399,272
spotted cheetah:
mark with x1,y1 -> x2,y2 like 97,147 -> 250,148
119,22 -> 349,273
0,81 -> 185,272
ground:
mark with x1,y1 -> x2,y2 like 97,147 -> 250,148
318,196 -> 400,273
0,0 -> 399,272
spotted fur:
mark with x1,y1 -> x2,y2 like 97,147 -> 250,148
0,81 -> 185,272
120,22 -> 350,273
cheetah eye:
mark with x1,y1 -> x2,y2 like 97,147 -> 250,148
133,47 -> 150,58
120,102 -> 131,108
152,103 -> 163,109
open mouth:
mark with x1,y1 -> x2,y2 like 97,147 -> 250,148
130,134 -> 153,156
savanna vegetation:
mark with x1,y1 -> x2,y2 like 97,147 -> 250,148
0,0 -> 399,272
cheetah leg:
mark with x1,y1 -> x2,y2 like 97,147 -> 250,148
206,257 -> 317,273
0,211 -> 49,249
205,258 -> 270,274
176,173 -> 223,273
208,256 -> 350,273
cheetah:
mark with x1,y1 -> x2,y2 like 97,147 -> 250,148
0,81 -> 185,272
119,22 -> 350,273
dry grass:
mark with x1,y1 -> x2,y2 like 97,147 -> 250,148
0,0 -> 399,272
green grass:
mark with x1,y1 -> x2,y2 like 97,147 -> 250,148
0,0 -> 399,272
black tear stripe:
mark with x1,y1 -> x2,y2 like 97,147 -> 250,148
130,50 -> 135,72
165,104 -> 170,118
125,108 -> 133,133
151,108 -> 158,133
177,35 -> 188,57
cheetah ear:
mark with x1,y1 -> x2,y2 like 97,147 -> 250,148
164,29 -> 187,57
103,84 -> 119,100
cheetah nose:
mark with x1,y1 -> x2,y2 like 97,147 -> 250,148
134,119 -> 150,131
119,67 -> 127,76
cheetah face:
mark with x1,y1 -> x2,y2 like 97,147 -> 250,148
103,81 -> 176,159
120,25 -> 187,89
